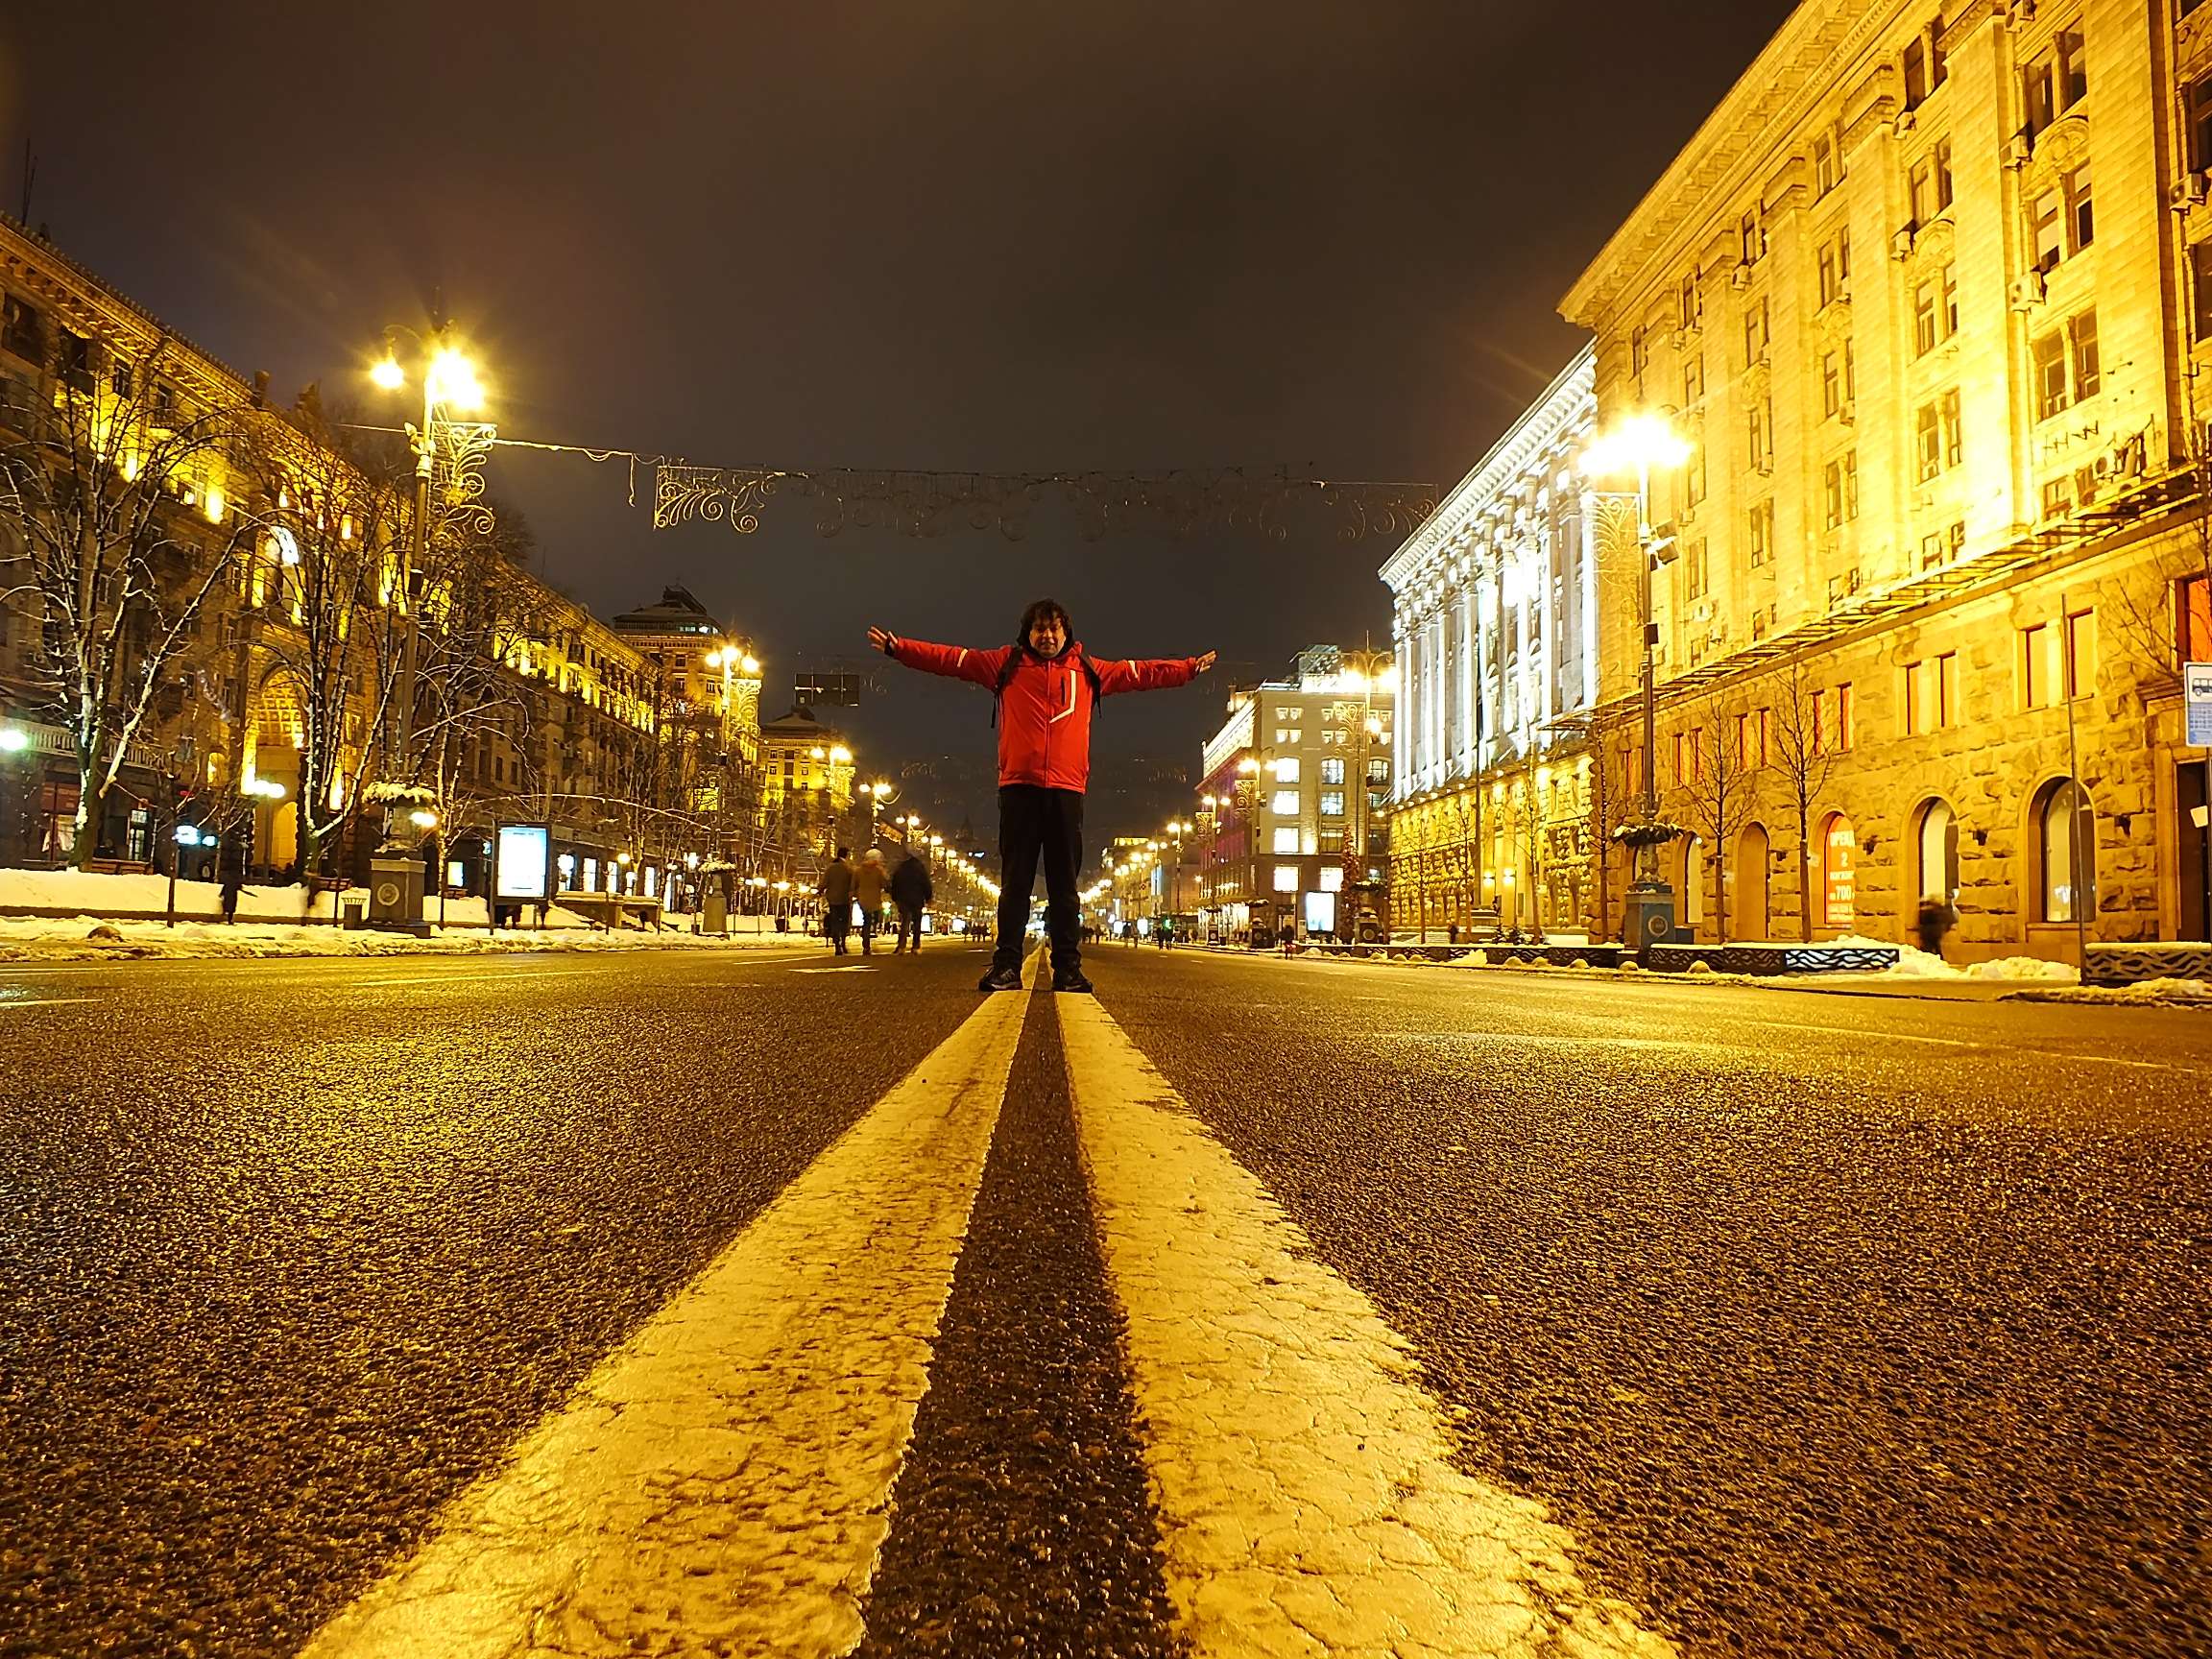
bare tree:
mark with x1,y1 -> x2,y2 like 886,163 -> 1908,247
1767,662 -> 1837,942
1671,690 -> 1762,942
1584,719 -> 1638,939
235,395 -> 411,877
2099,447 -> 2210,696
0,337 -> 256,863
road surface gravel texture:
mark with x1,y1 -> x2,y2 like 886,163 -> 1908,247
0,942 -> 2203,1658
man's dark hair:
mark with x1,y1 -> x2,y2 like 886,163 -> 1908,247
835,845 -> 851,859
1016,598 -> 1072,652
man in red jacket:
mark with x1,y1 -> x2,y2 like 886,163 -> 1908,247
868,599 -> 1214,993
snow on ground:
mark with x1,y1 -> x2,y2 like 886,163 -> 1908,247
0,869 -> 822,961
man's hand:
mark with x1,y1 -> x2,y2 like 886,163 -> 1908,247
867,626 -> 897,655
1194,651 -> 1217,674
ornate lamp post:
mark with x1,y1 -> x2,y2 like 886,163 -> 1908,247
1582,412 -> 1690,954
368,328 -> 488,930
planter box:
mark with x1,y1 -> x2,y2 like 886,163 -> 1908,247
1481,944 -> 1624,969
1647,942 -> 1898,975
2082,942 -> 2212,987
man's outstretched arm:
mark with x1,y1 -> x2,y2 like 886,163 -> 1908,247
1094,650 -> 1217,695
867,626 -> 1010,687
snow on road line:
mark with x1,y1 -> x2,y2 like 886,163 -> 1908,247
1059,995 -> 1679,1659
301,981 -> 1030,1659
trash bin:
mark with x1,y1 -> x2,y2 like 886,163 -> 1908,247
338,889 -> 369,930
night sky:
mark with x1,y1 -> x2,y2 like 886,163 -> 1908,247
0,0 -> 1793,842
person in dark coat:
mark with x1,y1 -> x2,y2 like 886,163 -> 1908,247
889,848 -> 933,953
869,601 -> 1214,994
219,869 -> 245,925
818,848 -> 855,954
1914,895 -> 1958,960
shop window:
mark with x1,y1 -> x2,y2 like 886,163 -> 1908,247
1916,799 -> 1960,904
2035,778 -> 2095,922
2178,573 -> 2212,661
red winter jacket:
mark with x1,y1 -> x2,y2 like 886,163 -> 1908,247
887,637 -> 1200,793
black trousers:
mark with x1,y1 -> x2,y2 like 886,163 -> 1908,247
996,784 -> 1083,974
896,903 -> 925,950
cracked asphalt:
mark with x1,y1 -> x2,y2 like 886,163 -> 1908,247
0,941 -> 2205,1657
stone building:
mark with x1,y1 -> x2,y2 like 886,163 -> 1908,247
1540,0 -> 2209,961
1194,646 -> 1394,941
1382,349 -> 1604,937
0,214 -> 757,908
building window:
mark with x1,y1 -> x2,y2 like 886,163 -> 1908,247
1941,388 -> 1961,467
1914,402 -> 1942,482
0,293 -> 44,363
1823,451 -> 1859,527
1630,325 -> 1649,380
1816,227 -> 1852,308
1320,790 -> 1346,817
1681,445 -> 1707,510
1743,298 -> 1769,368
1905,653 -> 1956,734
1917,799 -> 1960,904
1272,864 -> 1301,894
1821,813 -> 1857,927
2035,778 -> 2095,922
1741,209 -> 1766,265
1319,757 -> 1345,785
1837,683 -> 1855,751
1905,36 -> 1929,108
1913,263 -> 1958,355
1365,757 -> 1389,784
1684,539 -> 1709,599
2024,28 -> 2086,138
1679,273 -> 1704,331
2179,573 -> 2212,661
2032,310 -> 2100,420
2022,622 -> 2053,708
2193,242 -> 2212,343
1683,352 -> 1705,404
1747,399 -> 1773,473
1271,789 -> 1300,815
1274,757 -> 1300,783
1823,350 -> 1844,419
2065,608 -> 2096,698
1748,499 -> 1773,567
1272,827 -> 1301,854
1814,133 -> 1838,197
2030,166 -> 2093,271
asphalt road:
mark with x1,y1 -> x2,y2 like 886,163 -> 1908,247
0,942 -> 2205,1657
1085,947 -> 2212,1659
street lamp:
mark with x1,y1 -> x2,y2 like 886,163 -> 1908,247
1583,411 -> 1691,950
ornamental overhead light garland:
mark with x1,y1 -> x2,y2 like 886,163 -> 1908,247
349,425 -> 1436,545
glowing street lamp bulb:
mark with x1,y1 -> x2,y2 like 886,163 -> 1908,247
739,655 -> 760,675
408,809 -> 439,829
371,356 -> 405,391
0,728 -> 27,753
830,745 -> 853,764
426,348 -> 484,412
1583,412 -> 1691,477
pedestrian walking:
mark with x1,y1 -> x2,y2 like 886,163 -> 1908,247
219,869 -> 245,926
869,600 -> 1214,993
889,846 -> 932,953
1914,895 -> 1958,960
854,849 -> 890,954
818,847 -> 854,954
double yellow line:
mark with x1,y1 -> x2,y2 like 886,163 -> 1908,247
306,956 -> 1676,1659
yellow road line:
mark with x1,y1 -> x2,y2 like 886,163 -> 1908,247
1059,995 -> 1679,1659
302,983 -> 1031,1659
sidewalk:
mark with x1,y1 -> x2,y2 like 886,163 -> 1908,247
0,868 -> 830,962
1287,938 -> 2210,1006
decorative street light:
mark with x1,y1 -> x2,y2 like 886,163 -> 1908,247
1582,411 -> 1692,951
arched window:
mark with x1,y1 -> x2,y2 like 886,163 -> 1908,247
1681,833 -> 1705,926
2036,779 -> 2096,922
1821,812 -> 1857,927
1915,799 -> 1960,904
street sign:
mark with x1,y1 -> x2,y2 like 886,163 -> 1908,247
494,824 -> 552,902
2187,661 -> 2212,747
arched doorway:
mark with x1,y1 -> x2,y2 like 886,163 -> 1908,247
1733,823 -> 1770,940
1914,799 -> 1960,905
1820,812 -> 1857,929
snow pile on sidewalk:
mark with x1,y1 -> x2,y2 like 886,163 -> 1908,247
1827,933 -> 2077,984
0,914 -> 815,961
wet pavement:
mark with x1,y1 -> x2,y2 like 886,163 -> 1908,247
0,943 -> 2204,1657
